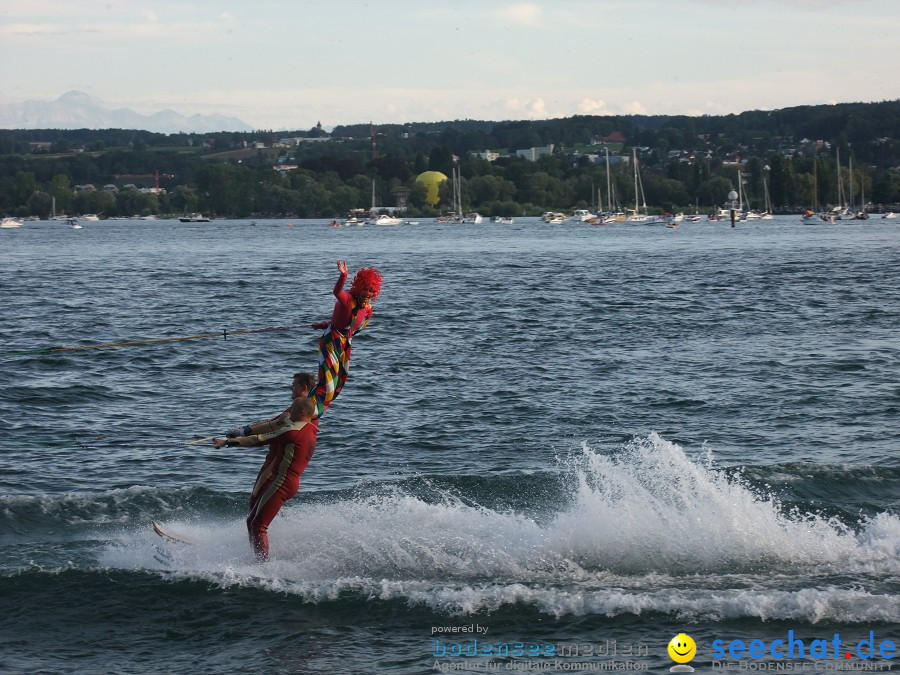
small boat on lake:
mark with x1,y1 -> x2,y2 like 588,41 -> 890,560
436,212 -> 462,223
179,213 -> 210,222
367,213 -> 403,226
344,208 -> 368,226
541,212 -> 566,224
570,209 -> 593,222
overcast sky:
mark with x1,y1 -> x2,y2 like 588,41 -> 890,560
2,0 -> 898,131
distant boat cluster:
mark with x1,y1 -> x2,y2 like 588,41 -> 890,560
4,152 -> 897,232
4,208 -> 898,230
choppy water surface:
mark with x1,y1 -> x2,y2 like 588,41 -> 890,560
0,217 -> 897,673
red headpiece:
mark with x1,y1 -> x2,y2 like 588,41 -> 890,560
350,267 -> 383,301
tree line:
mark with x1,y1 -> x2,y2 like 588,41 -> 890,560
1,100 -> 899,219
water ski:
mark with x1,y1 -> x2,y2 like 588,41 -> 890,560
152,520 -> 194,545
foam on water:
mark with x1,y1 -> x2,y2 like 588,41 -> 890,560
547,433 -> 896,573
0,485 -> 218,534
95,434 -> 899,621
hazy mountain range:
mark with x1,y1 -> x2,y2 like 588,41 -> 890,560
0,91 -> 254,133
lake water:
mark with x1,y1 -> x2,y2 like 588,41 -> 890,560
0,216 -> 898,673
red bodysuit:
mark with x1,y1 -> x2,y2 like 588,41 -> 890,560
243,419 -> 319,561
326,271 -> 372,338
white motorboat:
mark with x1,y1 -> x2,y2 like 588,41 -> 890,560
632,215 -> 672,226
368,214 -> 403,226
179,213 -> 210,222
344,208 -> 368,226
1,217 -> 22,229
570,209 -> 593,222
462,213 -> 483,224
541,212 -> 566,224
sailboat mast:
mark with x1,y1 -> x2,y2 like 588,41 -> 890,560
813,160 -> 818,211
633,148 -> 639,214
848,155 -> 854,210
605,147 -> 611,214
640,169 -> 647,211
836,148 -> 844,210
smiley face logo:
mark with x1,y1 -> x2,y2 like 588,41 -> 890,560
668,633 -> 696,664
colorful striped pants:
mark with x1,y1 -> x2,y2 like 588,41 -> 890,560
311,328 -> 352,418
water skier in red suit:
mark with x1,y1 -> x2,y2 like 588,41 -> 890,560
215,397 -> 318,562
225,372 -> 316,439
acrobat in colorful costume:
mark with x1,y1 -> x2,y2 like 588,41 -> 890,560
309,265 -> 382,418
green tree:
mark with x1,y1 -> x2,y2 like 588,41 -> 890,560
171,186 -> 200,214
195,163 -> 254,216
696,176 -> 734,208
8,171 -> 39,207
295,177 -> 330,217
117,189 -> 159,216
428,146 -> 454,175
645,177 -> 690,211
871,170 -> 900,205
412,153 -> 428,174
525,172 -> 556,207
74,190 -> 116,216
794,171 -> 817,208
467,175 -> 517,206
767,155 -> 796,208
329,185 -> 360,215
49,174 -> 74,215
257,185 -> 301,215
406,180 -> 429,210
27,190 -> 53,218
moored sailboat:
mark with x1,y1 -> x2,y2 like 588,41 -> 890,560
627,149 -> 651,223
